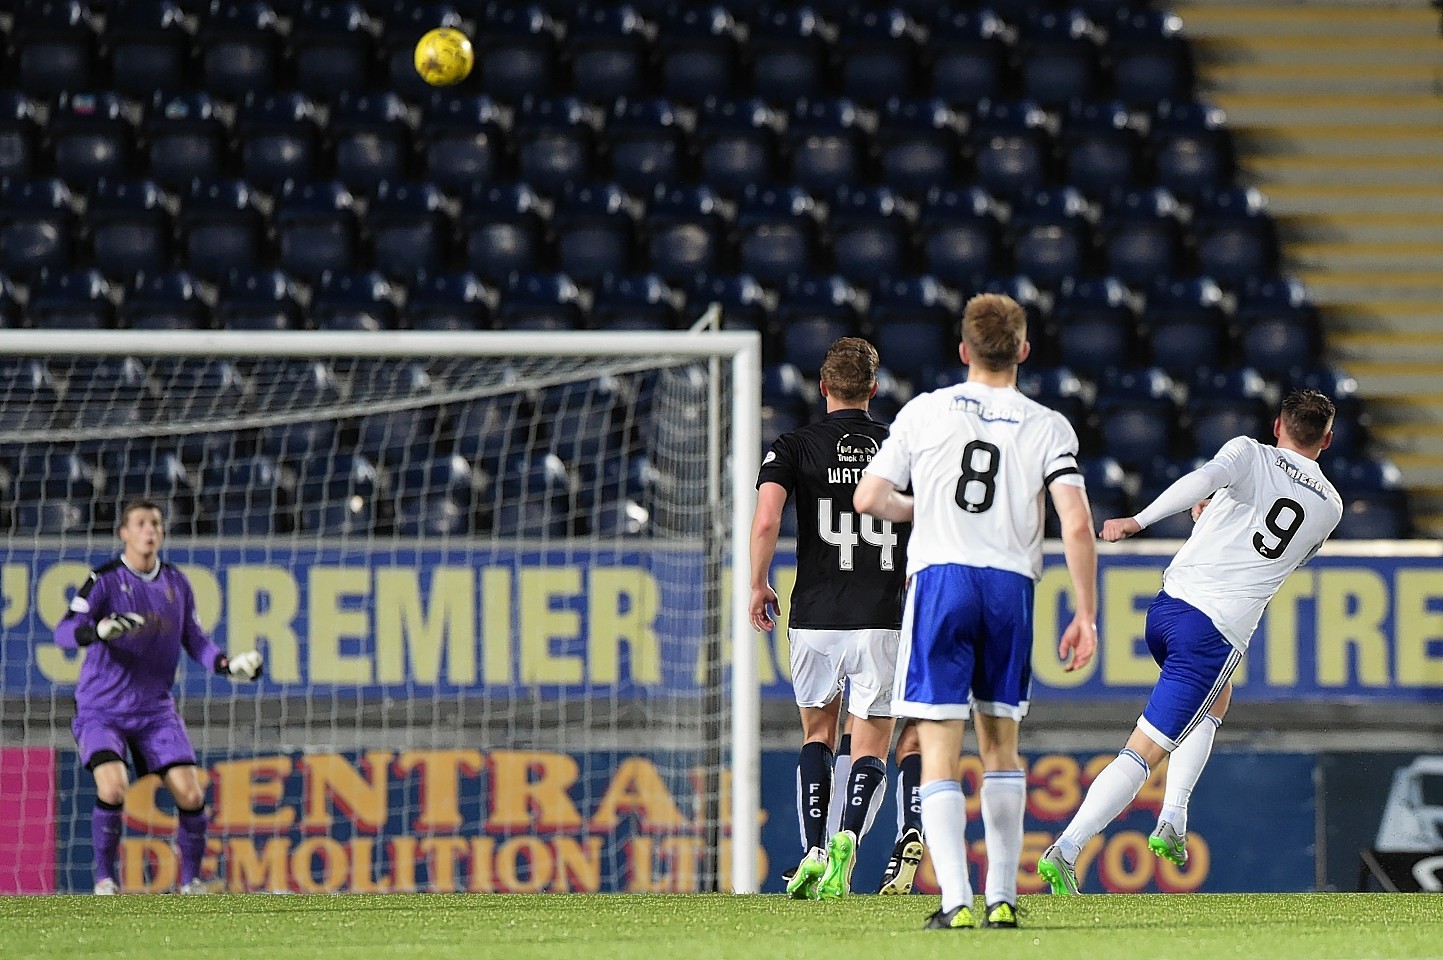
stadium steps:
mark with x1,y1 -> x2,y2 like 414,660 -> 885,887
1175,0 -> 1443,537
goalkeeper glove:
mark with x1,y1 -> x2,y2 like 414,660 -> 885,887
216,650 -> 264,682
91,613 -> 146,643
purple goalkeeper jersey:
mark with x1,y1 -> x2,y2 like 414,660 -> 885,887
54,558 -> 223,718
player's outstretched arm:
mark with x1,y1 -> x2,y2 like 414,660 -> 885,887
1050,481 -> 1098,672
1127,460 -> 1233,535
749,483 -> 788,632
215,650 -> 264,682
853,473 -> 913,523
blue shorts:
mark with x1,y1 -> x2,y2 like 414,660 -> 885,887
894,564 -> 1034,721
1139,591 -> 1242,751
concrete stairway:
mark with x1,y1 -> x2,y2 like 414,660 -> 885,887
1173,0 -> 1443,536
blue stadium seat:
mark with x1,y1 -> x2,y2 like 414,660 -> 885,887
543,374 -> 626,463
143,93 -> 228,190
146,358 -> 249,423
1193,187 -> 1278,285
48,92 -> 133,185
829,186 -> 909,283
691,273 -> 775,340
1110,10 -> 1194,106
748,7 -> 830,102
15,450 -> 103,501
1079,456 -> 1131,520
1145,274 -> 1229,372
870,275 -> 957,387
357,405 -> 438,469
452,393 -> 532,472
179,179 -> 266,278
109,0 -> 192,96
918,186 -> 1003,281
875,98 -> 965,196
1330,456 -> 1406,504
421,94 -> 506,193
64,356 -> 155,430
291,2 -> 376,97
29,268 -> 114,329
553,182 -> 637,281
331,93 -> 413,191
475,4 -> 561,99
1235,277 -> 1321,376
369,180 -> 450,278
1135,458 -> 1206,538
736,186 -> 820,283
260,418 -> 339,461
787,99 -> 868,193
123,270 -> 210,331
87,178 -> 170,277
761,404 -> 804,451
1016,9 -> 1102,105
198,2 -> 284,98
203,454 -> 295,535
777,276 -> 861,375
393,454 -> 479,536
0,178 -> 74,275
0,277 -> 19,330
406,270 -> 492,330
493,453 -> 572,538
274,180 -> 360,278
762,362 -> 814,418
658,6 -> 740,101
836,7 -> 920,103
1017,366 -> 1090,427
1095,367 -> 1179,468
1099,187 -> 1184,285
645,185 -> 727,282
1011,187 -> 1093,287
0,94 -> 40,180
1052,277 -> 1139,378
244,358 -> 343,412
1061,100 -> 1141,198
694,98 -> 782,196
568,4 -> 652,100
592,273 -> 681,330
13,1 -> 98,97
462,183 -> 547,281
0,359 -> 61,432
1189,400 -> 1270,459
497,271 -> 584,330
297,454 -> 380,535
16,500 -> 90,535
606,99 -> 685,192
237,92 -> 324,189
312,269 -> 398,331
1151,100 -> 1234,200
514,97 -> 599,193
215,268 -> 302,330
1333,498 -> 1408,540
970,100 -> 1052,198
927,8 -> 1010,103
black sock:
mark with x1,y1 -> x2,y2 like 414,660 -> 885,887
798,741 -> 834,851
898,753 -> 923,834
841,755 -> 887,836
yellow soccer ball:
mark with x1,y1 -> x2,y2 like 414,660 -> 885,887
414,27 -> 475,87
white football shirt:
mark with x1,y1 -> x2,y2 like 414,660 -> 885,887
1158,437 -> 1343,650
865,381 -> 1083,581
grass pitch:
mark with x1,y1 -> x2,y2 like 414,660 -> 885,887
2,893 -> 1440,960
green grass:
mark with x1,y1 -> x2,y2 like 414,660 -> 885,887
2,893 -> 1440,960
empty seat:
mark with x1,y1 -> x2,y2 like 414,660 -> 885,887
243,358 -> 343,412
143,93 -> 228,190
606,99 -> 685,192
787,99 -> 868,193
331,92 -> 414,191
553,182 -> 638,281
406,270 -> 492,330
1095,367 -> 1179,468
1061,100 -> 1142,198
875,98 -> 966,196
237,92 -> 324,189
291,1 -> 376,97
694,97 -> 782,196
1052,277 -> 1138,376
492,453 -> 571,538
1010,187 -> 1093,287
777,276 -> 862,375
1151,100 -> 1234,200
421,93 -> 506,192
28,268 -> 114,330
1016,9 -> 1102,105
658,6 -> 740,101
748,7 -> 830,102
462,183 -> 547,281
970,100 -> 1052,198
369,180 -> 451,278
870,276 -> 957,386
215,268 -> 302,330
0,178 -> 75,275
514,97 -> 599,192
497,272 -> 584,330
690,273 -> 775,340
122,270 -> 209,331
1111,10 -> 1194,106
836,7 -> 920,103
736,186 -> 820,283
198,2 -> 284,98
13,1 -> 98,96
1135,458 -> 1206,538
312,269 -> 397,331
260,418 -> 339,461
829,186 -> 909,282
1099,187 -> 1184,285
475,4 -> 561,99
1333,498 -> 1408,540
179,179 -> 267,278
297,454 -> 380,534
918,186 -> 1003,281
645,185 -> 728,282
87,178 -> 171,277
451,393 -> 532,471
393,454 -> 479,536
1145,275 -> 1228,373
0,94 -> 40,180
49,92 -> 133,185
202,455 -> 295,535
568,3 -> 652,100
1017,366 -> 1090,427
1193,187 -> 1278,285
592,273 -> 680,330
928,8 -> 1010,103
65,356 -> 159,432
109,0 -> 192,96
274,180 -> 360,277
1078,456 -> 1131,522
358,408 -> 439,467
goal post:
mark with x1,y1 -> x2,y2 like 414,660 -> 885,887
0,328 -> 762,895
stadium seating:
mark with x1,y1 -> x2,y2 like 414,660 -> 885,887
0,0 -> 1409,537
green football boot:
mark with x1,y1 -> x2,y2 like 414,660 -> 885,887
922,905 -> 976,930
786,847 -> 828,900
817,830 -> 858,900
1149,821 -> 1188,866
1038,844 -> 1080,895
980,901 -> 1019,928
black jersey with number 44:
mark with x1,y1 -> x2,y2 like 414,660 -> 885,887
757,409 -> 910,630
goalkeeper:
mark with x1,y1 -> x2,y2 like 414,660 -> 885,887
54,498 -> 264,895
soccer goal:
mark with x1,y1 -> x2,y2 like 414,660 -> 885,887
0,328 -> 762,895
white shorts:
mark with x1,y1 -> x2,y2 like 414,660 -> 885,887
788,628 -> 900,719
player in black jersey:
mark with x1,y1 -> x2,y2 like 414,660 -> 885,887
749,338 -> 919,899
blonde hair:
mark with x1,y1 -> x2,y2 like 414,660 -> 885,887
962,293 -> 1026,372
820,337 -> 878,404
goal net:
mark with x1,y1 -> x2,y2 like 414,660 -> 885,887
0,329 -> 761,895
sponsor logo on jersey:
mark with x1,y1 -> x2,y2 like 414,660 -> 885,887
1273,456 -> 1329,500
835,434 -> 879,464
950,395 -> 1022,424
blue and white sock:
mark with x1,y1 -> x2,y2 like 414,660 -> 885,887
827,733 -> 852,839
797,741 -> 833,852
1057,748 -> 1151,864
920,779 -> 973,913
